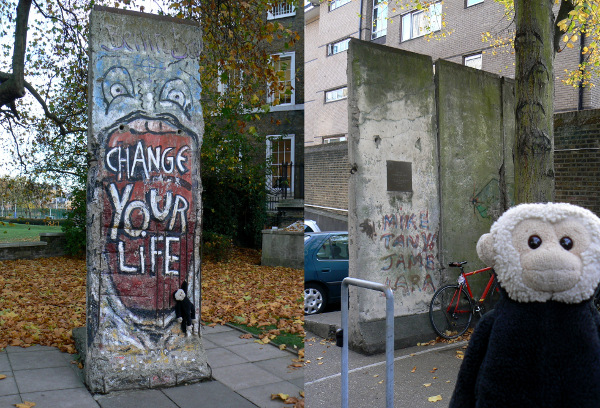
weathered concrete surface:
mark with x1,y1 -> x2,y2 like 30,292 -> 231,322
86,6 -> 209,393
261,230 -> 304,269
347,40 -> 441,353
437,60 -> 514,291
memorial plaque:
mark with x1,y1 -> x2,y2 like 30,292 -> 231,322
85,6 -> 210,392
387,160 -> 412,192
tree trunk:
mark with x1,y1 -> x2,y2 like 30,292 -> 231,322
514,0 -> 555,203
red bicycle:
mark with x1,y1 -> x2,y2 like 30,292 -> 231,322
429,261 -> 499,339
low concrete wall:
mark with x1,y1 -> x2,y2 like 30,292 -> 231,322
0,232 -> 67,260
261,230 -> 304,269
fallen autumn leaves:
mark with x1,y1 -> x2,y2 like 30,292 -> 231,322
0,247 -> 304,353
0,257 -> 85,353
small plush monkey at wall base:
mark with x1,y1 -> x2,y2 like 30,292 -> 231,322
450,203 -> 600,408
173,281 -> 198,336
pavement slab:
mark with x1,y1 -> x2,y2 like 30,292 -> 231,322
0,322 -> 303,408
236,380 -> 304,408
162,380 -> 258,408
304,329 -> 465,408
13,366 -> 85,394
7,349 -> 70,371
95,389 -> 177,408
0,394 -> 22,408
227,342 -> 291,362
212,362 -> 281,391
206,347 -> 249,368
0,373 -> 18,397
21,388 -> 100,408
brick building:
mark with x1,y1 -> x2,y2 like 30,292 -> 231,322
304,0 -> 599,226
260,2 -> 305,224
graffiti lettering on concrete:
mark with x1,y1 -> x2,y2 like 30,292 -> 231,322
367,210 -> 438,296
101,124 -> 196,316
98,24 -> 202,59
95,38 -> 203,322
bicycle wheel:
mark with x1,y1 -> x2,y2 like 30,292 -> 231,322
429,284 -> 473,339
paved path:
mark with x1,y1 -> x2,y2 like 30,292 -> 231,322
0,325 -> 303,408
304,311 -> 466,408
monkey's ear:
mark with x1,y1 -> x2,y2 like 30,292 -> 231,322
477,233 -> 495,267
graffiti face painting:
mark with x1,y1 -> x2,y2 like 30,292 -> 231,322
94,41 -> 203,330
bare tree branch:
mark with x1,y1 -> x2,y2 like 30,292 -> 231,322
0,0 -> 32,108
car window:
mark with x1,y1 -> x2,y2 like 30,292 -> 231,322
316,234 -> 348,260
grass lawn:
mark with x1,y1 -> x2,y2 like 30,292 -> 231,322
0,222 -> 63,243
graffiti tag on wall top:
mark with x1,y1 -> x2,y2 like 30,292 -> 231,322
361,210 -> 438,295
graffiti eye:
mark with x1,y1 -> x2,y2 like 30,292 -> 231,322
102,66 -> 134,110
166,89 -> 186,107
110,83 -> 129,98
560,236 -> 574,250
528,235 -> 542,249
160,78 -> 191,112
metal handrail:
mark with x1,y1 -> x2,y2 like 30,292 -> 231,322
341,277 -> 395,408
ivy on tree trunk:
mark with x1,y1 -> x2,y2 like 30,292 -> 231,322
514,0 -> 556,203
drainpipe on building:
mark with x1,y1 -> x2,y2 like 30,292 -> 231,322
358,0 -> 364,40
578,28 -> 585,111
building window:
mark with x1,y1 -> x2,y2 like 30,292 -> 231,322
464,53 -> 482,69
466,0 -> 483,6
323,135 -> 348,143
267,2 -> 296,19
401,2 -> 442,42
372,0 -> 388,39
330,0 -> 351,11
327,38 -> 351,55
325,86 -> 348,102
267,135 -> 295,192
371,0 -> 387,40
268,52 -> 295,106
304,0 -> 314,12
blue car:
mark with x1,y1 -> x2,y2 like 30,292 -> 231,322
304,232 -> 349,314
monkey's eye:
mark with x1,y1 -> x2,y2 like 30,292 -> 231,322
528,235 -> 542,249
560,236 -> 574,250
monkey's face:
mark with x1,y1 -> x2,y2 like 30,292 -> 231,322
477,203 -> 600,304
513,218 -> 590,293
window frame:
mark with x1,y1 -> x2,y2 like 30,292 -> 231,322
371,0 -> 388,40
327,38 -> 351,56
329,0 -> 351,11
324,86 -> 348,103
266,134 -> 296,193
267,52 -> 296,106
463,53 -> 483,69
466,0 -> 483,7
400,2 -> 442,42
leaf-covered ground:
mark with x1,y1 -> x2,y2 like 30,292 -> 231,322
202,248 -> 304,341
0,248 -> 304,352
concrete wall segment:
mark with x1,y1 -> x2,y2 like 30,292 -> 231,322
348,40 -> 440,327
86,6 -> 209,393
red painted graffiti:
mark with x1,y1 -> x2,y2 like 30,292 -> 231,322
100,119 -> 197,315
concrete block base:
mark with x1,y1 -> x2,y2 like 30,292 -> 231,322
349,311 -> 437,355
85,335 -> 211,393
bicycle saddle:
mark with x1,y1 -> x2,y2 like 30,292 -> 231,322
449,261 -> 467,267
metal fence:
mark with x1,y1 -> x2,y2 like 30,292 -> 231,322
267,162 -> 304,211
0,207 -> 68,220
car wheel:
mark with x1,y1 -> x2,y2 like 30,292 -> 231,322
304,284 -> 327,315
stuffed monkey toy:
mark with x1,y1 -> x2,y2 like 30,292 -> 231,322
450,203 -> 600,408
173,281 -> 198,336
